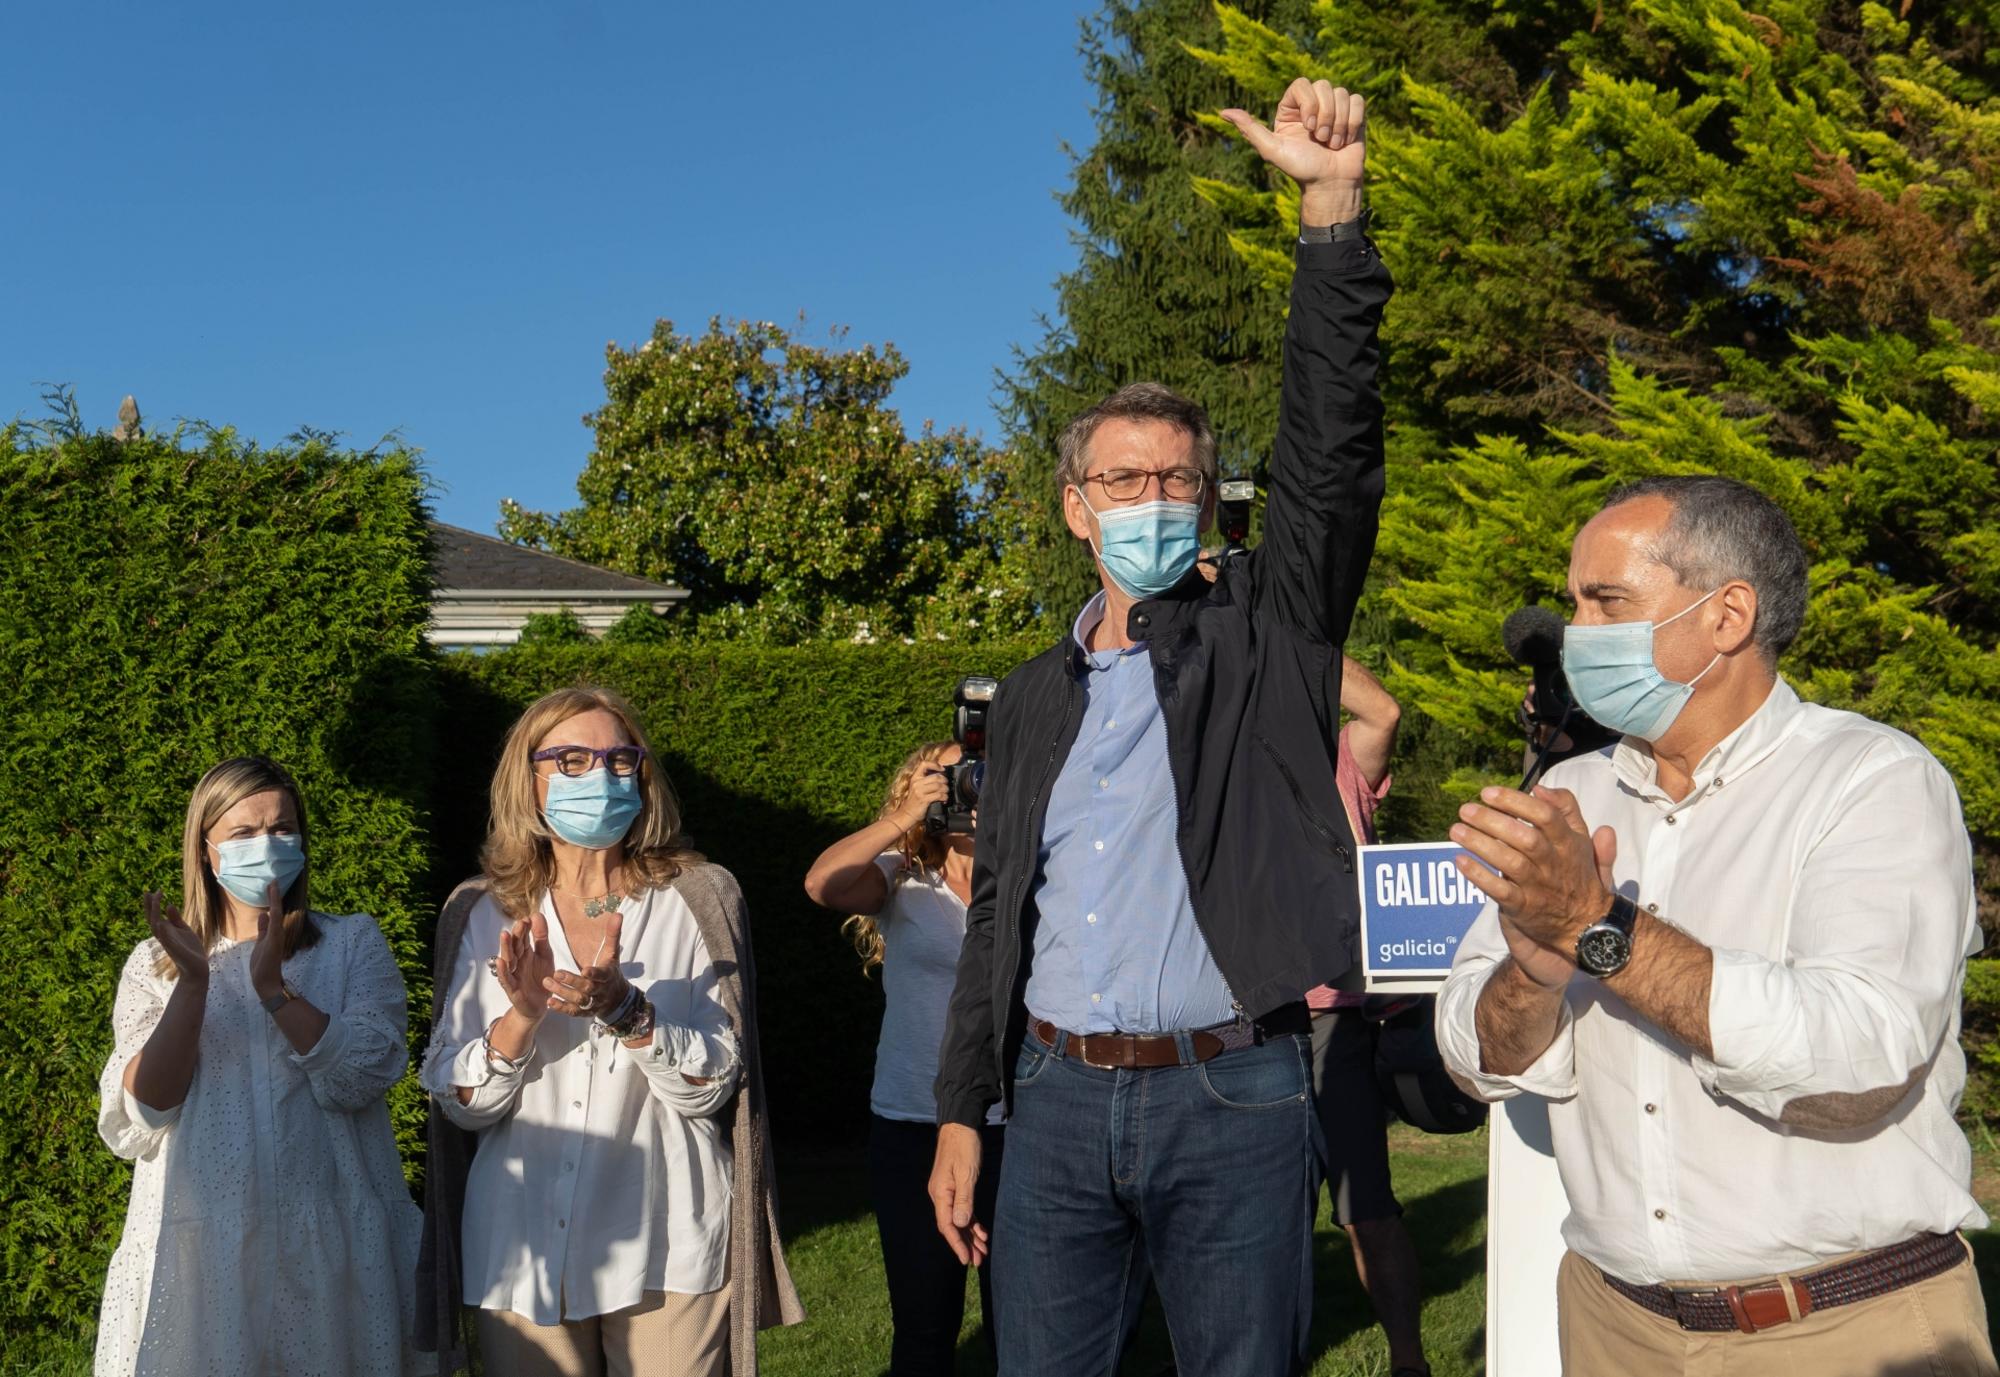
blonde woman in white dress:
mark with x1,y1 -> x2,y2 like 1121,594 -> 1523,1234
95,756 -> 424,1377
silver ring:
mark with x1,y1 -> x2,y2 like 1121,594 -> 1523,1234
486,958 -> 499,977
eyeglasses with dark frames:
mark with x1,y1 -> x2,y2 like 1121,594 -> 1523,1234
531,744 -> 648,778
1084,467 -> 1207,502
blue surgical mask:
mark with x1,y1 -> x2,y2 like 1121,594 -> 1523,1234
543,768 -> 643,850
208,832 -> 306,908
1561,589 -> 1722,742
1073,489 -> 1202,599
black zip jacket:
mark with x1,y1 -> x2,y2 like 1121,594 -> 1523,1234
935,235 -> 1394,1127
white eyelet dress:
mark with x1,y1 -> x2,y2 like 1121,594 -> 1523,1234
94,913 -> 427,1377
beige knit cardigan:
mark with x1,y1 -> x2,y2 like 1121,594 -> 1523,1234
416,862 -> 806,1374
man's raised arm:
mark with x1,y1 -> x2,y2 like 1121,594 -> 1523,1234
1222,79 -> 1393,648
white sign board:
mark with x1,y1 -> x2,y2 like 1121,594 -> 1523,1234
1485,1096 -> 1569,1375
1356,841 -> 1490,991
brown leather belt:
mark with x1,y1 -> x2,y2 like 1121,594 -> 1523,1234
1600,1231 -> 1967,1334
1030,1004 -> 1308,1070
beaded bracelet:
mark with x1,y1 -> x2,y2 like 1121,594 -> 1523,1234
592,988 -> 656,1040
593,984 -> 649,1040
610,999 -> 656,1044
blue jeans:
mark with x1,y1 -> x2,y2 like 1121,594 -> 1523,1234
991,1028 -> 1318,1377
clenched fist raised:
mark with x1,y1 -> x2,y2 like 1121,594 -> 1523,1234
1221,77 -> 1367,224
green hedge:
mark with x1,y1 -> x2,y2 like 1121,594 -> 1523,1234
0,427 -> 438,1355
9,423 -> 1997,1369
1962,959 -> 2000,1145
433,639 -> 1046,1138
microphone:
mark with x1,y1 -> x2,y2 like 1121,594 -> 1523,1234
1502,607 -> 1571,725
1501,605 -> 1564,669
1502,606 -> 1575,790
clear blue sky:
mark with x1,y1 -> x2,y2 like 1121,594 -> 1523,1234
3,3 -> 1098,532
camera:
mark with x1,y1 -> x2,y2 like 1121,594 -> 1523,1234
925,675 -> 999,835
1217,476 -> 1256,548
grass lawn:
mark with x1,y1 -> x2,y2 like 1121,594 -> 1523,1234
762,1123 -> 1490,1377
17,1126 -> 2000,1375
764,1124 -> 2000,1377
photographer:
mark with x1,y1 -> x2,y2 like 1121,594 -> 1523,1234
929,76 -> 1391,1376
804,742 -> 1004,1376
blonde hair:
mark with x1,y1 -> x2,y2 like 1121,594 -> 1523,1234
843,741 -> 955,971
159,757 -> 320,979
481,685 -> 700,920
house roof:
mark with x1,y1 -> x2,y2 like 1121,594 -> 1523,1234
429,522 -> 680,594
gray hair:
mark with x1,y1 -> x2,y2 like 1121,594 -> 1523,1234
1055,383 -> 1218,492
1601,475 -> 1809,661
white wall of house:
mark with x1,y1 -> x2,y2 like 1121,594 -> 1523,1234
428,589 -> 686,647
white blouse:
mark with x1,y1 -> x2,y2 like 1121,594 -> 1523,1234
420,884 -> 741,1325
95,913 -> 425,1377
867,855 -> 1004,1126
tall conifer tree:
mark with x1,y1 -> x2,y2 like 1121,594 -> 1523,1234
1192,0 -> 2000,905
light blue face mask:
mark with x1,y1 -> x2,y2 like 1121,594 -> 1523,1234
543,769 -> 643,850
208,832 -> 306,908
1561,588 -> 1722,742
1074,489 -> 1203,599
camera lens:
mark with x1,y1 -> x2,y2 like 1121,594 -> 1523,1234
964,759 -> 985,804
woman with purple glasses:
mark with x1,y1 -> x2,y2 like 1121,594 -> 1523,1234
418,686 -> 800,1377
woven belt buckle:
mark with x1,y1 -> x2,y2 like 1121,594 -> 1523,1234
1667,1287 -> 1723,1333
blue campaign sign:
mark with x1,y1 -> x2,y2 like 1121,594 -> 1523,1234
1357,841 -> 1493,987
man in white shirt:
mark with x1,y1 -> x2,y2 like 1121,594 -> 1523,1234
1435,474 -> 1996,1375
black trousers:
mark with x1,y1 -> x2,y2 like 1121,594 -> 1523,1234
868,1114 -> 1006,1376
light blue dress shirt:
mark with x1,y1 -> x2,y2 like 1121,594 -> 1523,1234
1021,593 -> 1237,1035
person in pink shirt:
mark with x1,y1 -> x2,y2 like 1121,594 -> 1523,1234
1310,654 -> 1431,1377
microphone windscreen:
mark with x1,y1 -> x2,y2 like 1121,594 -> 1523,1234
1501,606 -> 1566,665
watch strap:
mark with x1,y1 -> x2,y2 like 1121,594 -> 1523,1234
1599,892 -> 1639,936
260,980 -> 297,1014
1299,206 -> 1372,244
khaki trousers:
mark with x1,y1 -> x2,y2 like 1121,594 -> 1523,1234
476,1286 -> 732,1377
1557,1245 -> 1998,1377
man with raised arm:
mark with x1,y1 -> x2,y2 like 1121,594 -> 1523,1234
1438,476 -> 1995,1375
928,77 -> 1392,1375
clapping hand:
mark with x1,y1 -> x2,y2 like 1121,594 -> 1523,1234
543,910 -> 633,1019
494,911 -> 559,1023
1220,77 -> 1367,190
249,880 -> 289,1002
1451,785 -> 1618,990
145,890 -> 207,985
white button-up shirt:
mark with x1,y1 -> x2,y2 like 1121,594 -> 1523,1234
1437,679 -> 1988,1284
422,884 -> 740,1322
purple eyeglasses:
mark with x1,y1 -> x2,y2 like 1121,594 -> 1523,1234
531,744 -> 648,778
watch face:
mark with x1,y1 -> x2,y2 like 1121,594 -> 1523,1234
1577,925 -> 1632,976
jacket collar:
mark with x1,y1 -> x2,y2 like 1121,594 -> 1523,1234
1062,567 -> 1213,675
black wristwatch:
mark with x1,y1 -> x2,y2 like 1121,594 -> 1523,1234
1575,894 -> 1639,979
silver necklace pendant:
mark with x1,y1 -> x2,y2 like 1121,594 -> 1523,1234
582,893 -> 622,919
